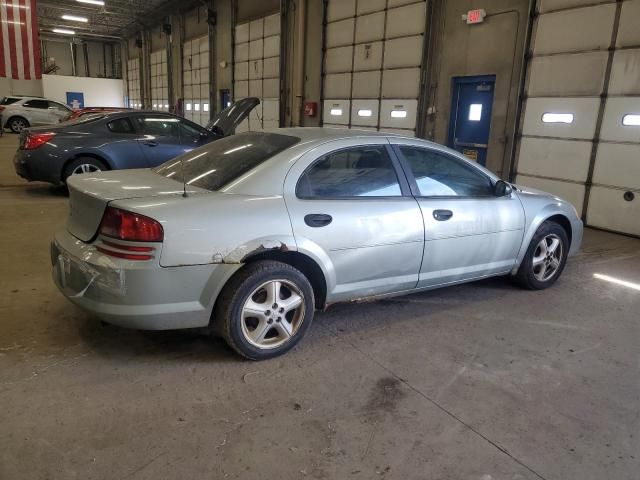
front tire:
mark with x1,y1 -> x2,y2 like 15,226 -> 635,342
215,260 -> 315,360
513,221 -> 569,290
9,116 -> 29,133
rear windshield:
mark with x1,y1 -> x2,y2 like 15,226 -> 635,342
154,132 -> 300,191
0,97 -> 21,105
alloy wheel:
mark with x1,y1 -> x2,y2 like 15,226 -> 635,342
11,119 -> 26,132
532,234 -> 563,282
240,279 -> 305,349
71,164 -> 101,175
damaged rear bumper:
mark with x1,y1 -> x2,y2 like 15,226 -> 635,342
51,229 -> 241,330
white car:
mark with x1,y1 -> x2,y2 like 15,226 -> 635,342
1,96 -> 72,133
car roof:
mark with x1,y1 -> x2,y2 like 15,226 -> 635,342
266,127 -> 424,143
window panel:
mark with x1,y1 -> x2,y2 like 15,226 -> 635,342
400,147 -> 494,197
297,146 -> 401,198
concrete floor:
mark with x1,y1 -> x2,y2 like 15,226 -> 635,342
0,133 -> 639,480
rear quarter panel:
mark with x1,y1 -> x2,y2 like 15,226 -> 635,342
111,192 -> 298,268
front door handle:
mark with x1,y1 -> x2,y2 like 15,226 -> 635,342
433,209 -> 453,221
143,141 -> 158,147
304,214 -> 333,228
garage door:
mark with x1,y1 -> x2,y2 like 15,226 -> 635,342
126,58 -> 142,109
183,35 -> 210,126
233,12 -> 281,132
321,0 -> 426,136
515,0 -> 639,236
150,49 -> 169,112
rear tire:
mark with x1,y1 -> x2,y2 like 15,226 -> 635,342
62,157 -> 107,183
215,260 -> 315,360
8,116 -> 29,133
513,221 -> 569,290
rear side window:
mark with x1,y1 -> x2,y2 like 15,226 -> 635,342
134,116 -> 179,136
23,99 -> 49,109
399,147 -> 494,197
154,132 -> 299,191
107,118 -> 135,134
296,146 -> 402,198
0,97 -> 20,105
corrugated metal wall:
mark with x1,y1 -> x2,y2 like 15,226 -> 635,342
233,12 -> 281,131
515,0 -> 640,236
321,0 -> 427,136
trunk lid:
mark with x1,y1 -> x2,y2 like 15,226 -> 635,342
66,169 -> 207,242
206,97 -> 260,136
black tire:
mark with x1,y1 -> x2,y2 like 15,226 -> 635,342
8,116 -> 29,133
215,260 -> 315,360
62,157 -> 107,183
513,220 -> 569,290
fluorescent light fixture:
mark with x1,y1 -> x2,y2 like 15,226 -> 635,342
186,103 -> 192,111
594,273 -> 640,292
358,109 -> 372,117
61,14 -> 88,22
52,28 -> 75,35
622,114 -> 640,126
542,113 -> 574,124
391,110 -> 407,118
76,0 -> 105,5
469,103 -> 482,121
330,108 -> 342,116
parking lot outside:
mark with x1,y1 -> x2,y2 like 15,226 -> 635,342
1,133 -> 639,479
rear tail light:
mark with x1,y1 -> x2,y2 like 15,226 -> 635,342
99,207 -> 164,242
97,207 -> 163,260
24,132 -> 55,150
0,106 -> 5,112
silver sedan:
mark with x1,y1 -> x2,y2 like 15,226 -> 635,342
52,128 -> 583,359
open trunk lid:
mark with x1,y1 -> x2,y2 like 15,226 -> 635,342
205,97 -> 259,136
66,169 -> 207,242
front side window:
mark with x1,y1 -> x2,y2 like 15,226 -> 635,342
297,146 -> 402,198
134,116 -> 180,137
399,147 -> 494,197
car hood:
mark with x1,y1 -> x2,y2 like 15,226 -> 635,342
66,169 -> 208,242
205,97 -> 260,136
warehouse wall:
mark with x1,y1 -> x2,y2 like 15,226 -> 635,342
514,0 -> 640,236
426,0 -> 531,176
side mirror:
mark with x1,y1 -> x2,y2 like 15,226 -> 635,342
494,180 -> 513,197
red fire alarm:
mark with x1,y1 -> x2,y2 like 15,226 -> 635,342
304,101 -> 317,117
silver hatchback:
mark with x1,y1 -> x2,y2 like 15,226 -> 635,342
52,128 -> 583,359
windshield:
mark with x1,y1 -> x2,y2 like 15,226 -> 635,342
154,132 -> 299,191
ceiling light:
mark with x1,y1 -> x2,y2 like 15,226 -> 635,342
53,28 -> 75,35
76,0 -> 105,5
62,14 -> 88,22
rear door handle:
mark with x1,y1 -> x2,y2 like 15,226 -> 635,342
304,214 -> 333,228
143,141 -> 158,147
433,209 -> 453,221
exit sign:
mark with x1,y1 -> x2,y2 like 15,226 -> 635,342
464,9 -> 486,24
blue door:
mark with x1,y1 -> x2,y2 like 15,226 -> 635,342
447,75 -> 495,166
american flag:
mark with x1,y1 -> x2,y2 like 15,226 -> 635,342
0,0 -> 42,80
